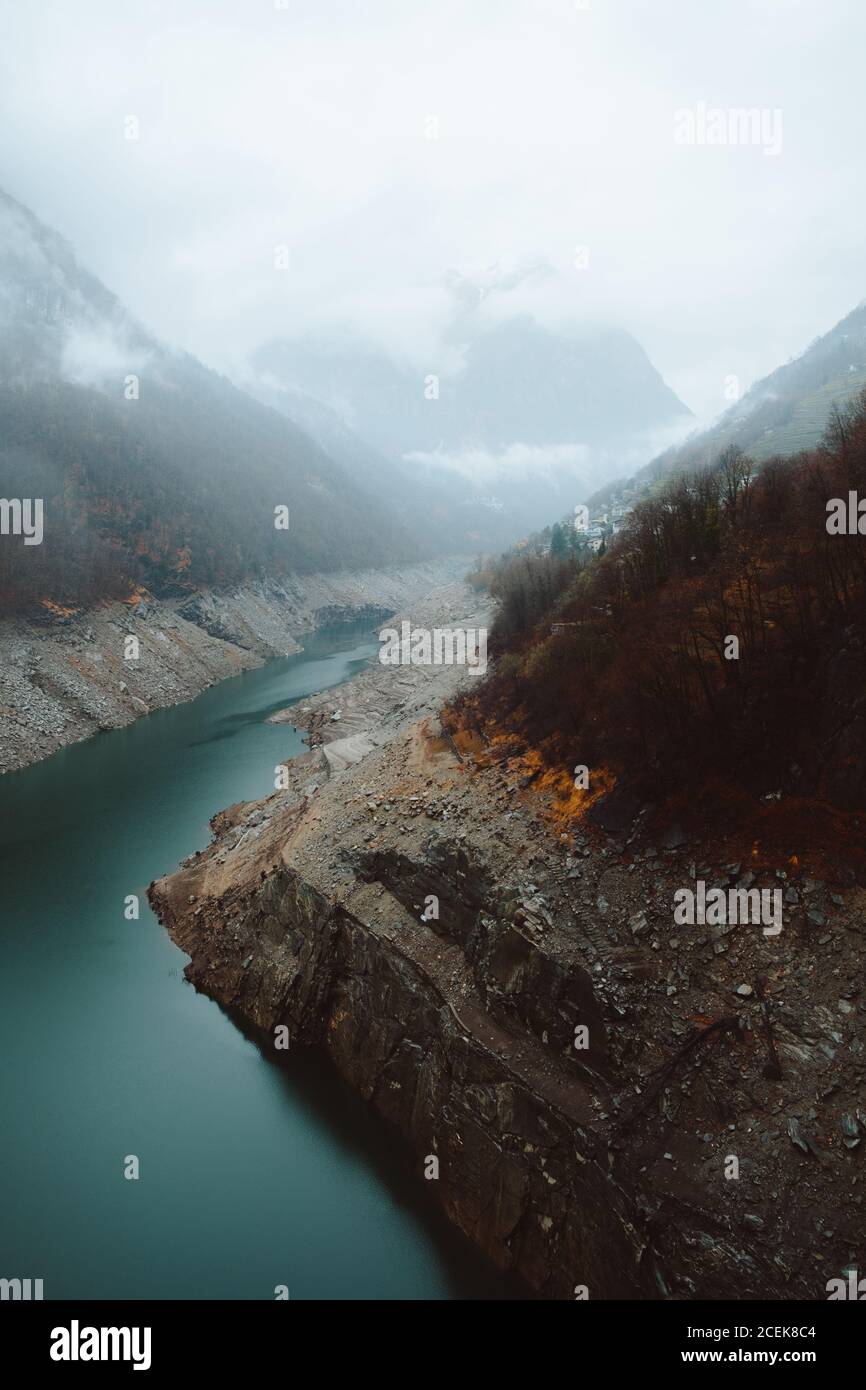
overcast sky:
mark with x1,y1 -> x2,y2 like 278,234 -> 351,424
1,0 -> 864,421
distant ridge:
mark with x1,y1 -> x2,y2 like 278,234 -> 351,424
0,189 -> 419,615
589,300 -> 866,509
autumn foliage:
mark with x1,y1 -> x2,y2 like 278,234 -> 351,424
461,391 -> 866,814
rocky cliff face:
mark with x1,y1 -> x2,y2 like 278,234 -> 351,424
150,800 -> 652,1299
0,559 -> 465,773
149,598 -> 866,1299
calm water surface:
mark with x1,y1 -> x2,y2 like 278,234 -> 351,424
0,623 -> 510,1299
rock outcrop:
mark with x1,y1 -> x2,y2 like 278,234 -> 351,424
149,588 -> 866,1299
150,755 -> 651,1299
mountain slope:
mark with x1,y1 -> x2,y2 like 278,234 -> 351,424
254,314 -> 690,458
458,379 -> 866,851
243,369 -> 555,555
249,270 -> 692,543
0,190 -> 417,616
636,301 -> 866,489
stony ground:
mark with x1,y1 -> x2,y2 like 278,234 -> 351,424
151,578 -> 866,1299
0,559 -> 466,773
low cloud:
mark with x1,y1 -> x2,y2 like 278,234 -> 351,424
405,440 -> 592,486
1,0 -> 864,420
60,327 -> 152,390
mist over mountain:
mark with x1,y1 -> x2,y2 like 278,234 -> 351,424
579,298 -> 866,526
613,300 -> 866,499
4,0 -> 866,1321
249,266 -> 693,541
0,188 -> 693,613
235,368 -> 492,554
0,190 -> 423,615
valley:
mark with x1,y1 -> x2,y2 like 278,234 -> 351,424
0,608 -> 513,1299
2,79 -> 865,1314
148,577 -> 866,1299
0,557 -> 466,773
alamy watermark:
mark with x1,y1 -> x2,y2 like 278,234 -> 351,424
50,1321 -> 151,1371
673,880 -> 782,936
0,498 -> 43,545
827,492 -> 866,534
379,621 -> 487,674
827,1268 -> 866,1299
0,1276 -> 43,1300
674,102 -> 783,157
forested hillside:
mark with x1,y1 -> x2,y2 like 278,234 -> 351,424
0,190 -> 417,617
453,392 -> 866,852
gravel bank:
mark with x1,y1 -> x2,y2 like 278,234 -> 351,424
0,558 -> 467,774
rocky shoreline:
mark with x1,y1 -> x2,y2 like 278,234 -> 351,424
148,579 -> 866,1300
0,558 -> 466,774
